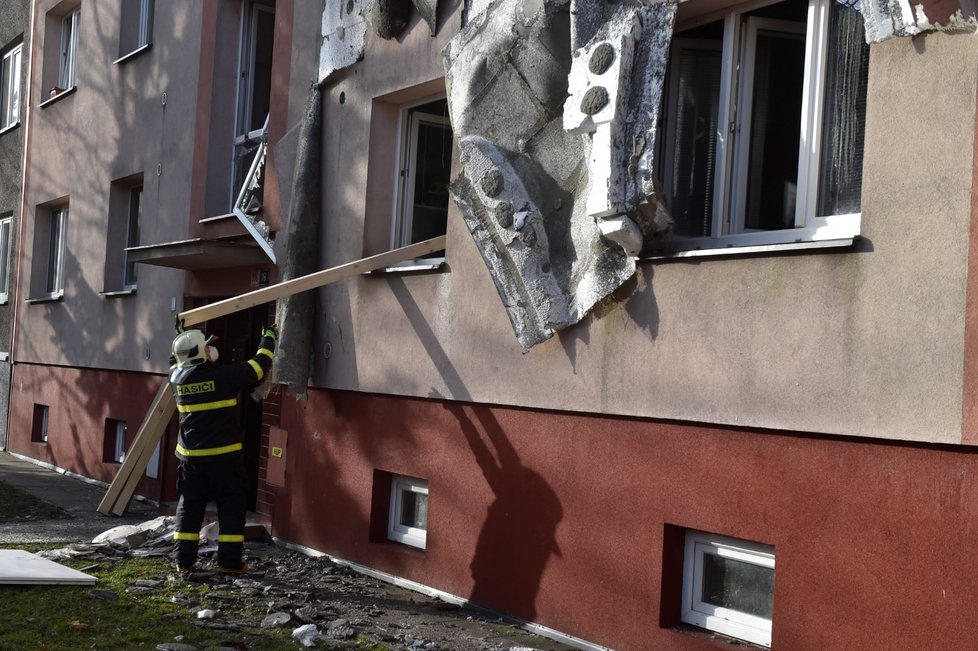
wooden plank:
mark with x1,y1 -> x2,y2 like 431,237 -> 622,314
179,235 -> 446,326
97,382 -> 175,515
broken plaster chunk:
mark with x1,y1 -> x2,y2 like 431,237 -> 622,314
562,10 -> 642,134
598,216 -> 643,258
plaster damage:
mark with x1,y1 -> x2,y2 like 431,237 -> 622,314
444,0 -> 674,350
859,0 -> 978,42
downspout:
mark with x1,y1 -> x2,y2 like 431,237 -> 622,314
6,0 -> 39,449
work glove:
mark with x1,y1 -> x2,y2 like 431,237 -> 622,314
174,316 -> 186,334
262,324 -> 279,341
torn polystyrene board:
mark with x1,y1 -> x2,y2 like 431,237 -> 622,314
859,0 -> 978,43
0,550 -> 96,585
319,0 -> 368,83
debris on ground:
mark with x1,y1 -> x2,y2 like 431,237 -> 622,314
33,517 -> 577,651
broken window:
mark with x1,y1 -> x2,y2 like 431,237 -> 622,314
1,41 -> 22,130
388,475 -> 428,550
682,530 -> 775,647
393,98 -> 452,254
657,0 -> 868,250
117,0 -> 153,61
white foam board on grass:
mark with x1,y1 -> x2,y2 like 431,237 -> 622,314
0,549 -> 96,585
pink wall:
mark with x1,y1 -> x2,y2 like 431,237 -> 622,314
7,364 -> 177,502
265,388 -> 978,650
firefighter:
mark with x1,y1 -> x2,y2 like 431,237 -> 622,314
168,322 -> 278,573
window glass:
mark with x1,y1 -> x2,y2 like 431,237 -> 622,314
46,207 -> 67,295
59,9 -> 80,89
395,98 -> 452,251
0,217 -> 12,300
124,186 -> 142,288
701,550 -> 775,618
816,0 -> 869,216
1,43 -> 22,129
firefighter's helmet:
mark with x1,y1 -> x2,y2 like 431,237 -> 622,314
172,329 -> 210,367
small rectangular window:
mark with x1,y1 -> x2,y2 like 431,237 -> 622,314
31,405 -> 50,443
1,42 -> 22,129
103,419 -> 127,463
393,98 -> 452,254
388,475 -> 429,549
59,8 -> 80,90
682,530 -> 775,647
118,0 -> 153,59
46,206 -> 67,296
0,216 -> 13,302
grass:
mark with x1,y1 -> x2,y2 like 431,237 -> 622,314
0,548 -> 301,650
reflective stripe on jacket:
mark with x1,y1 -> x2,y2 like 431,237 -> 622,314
168,334 -> 275,461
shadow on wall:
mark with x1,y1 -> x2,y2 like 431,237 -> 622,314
388,276 -> 563,620
446,402 -> 562,621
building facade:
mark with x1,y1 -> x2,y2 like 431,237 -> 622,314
8,0 -> 978,649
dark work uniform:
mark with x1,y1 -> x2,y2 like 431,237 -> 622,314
169,333 -> 275,570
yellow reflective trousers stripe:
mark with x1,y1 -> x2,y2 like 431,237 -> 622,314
176,442 -> 243,457
248,359 -> 264,380
174,532 -> 199,541
257,348 -> 273,359
176,397 -> 238,413
218,534 -> 245,543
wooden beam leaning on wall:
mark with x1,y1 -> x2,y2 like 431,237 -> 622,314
96,235 -> 448,515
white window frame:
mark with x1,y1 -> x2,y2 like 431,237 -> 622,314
123,186 -> 142,289
656,0 -> 861,255
388,475 -> 428,549
1,43 -> 22,130
46,206 -> 67,297
59,8 -> 80,90
682,531 -> 775,647
391,97 -> 452,250
0,216 -> 12,303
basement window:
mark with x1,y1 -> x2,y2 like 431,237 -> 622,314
31,405 -> 50,443
103,419 -> 127,463
392,97 -> 452,258
652,0 -> 868,256
682,530 -> 775,647
389,475 -> 428,549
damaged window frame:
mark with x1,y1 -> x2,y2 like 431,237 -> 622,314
386,96 -> 452,272
650,0 -> 867,258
